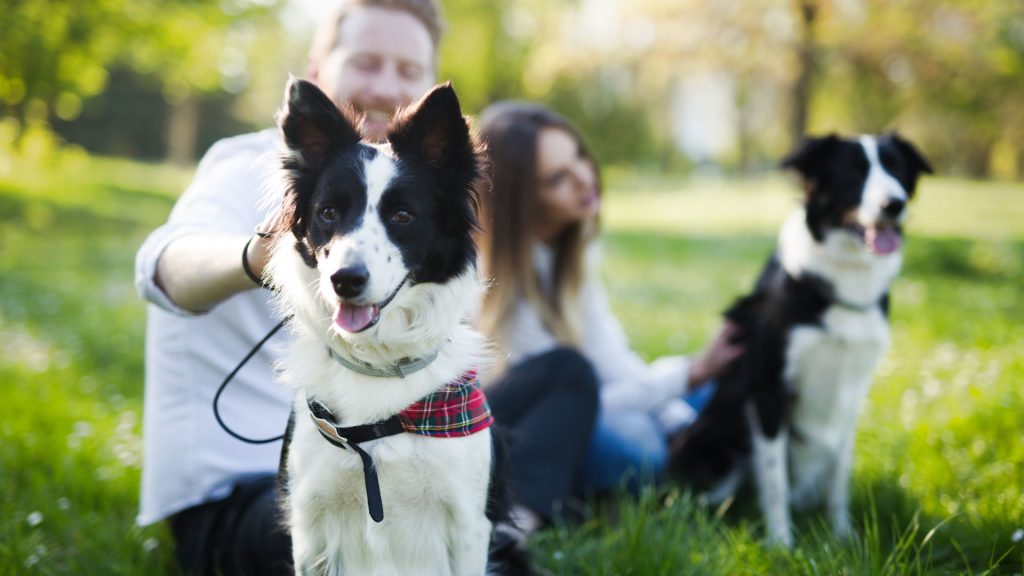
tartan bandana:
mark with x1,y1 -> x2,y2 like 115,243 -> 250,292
398,370 -> 493,437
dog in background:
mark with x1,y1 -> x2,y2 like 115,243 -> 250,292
266,78 -> 527,575
670,133 -> 933,547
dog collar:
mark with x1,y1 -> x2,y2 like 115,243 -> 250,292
327,347 -> 439,378
306,371 -> 493,522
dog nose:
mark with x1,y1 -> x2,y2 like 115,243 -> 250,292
331,265 -> 369,298
881,198 -> 905,218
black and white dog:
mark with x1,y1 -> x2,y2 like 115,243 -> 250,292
266,79 -> 522,575
670,133 -> 932,547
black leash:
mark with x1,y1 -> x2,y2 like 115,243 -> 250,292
212,315 -> 405,522
213,316 -> 291,444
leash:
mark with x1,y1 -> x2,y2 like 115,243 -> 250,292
307,398 -> 408,522
212,316 -> 291,444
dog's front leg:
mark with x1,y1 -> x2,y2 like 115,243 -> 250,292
827,431 -> 855,540
446,434 -> 494,576
449,514 -> 492,576
290,519 -> 328,576
748,405 -> 793,548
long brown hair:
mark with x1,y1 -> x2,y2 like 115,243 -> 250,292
477,101 -> 600,352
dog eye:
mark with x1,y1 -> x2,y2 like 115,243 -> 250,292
319,206 -> 338,222
390,209 -> 415,224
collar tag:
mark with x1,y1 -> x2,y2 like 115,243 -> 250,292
309,402 -> 349,447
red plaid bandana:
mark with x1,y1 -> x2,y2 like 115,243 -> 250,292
398,370 -> 494,437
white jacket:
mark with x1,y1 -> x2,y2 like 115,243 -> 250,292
498,243 -> 695,430
134,130 -> 292,525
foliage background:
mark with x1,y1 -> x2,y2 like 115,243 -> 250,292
2,0 -> 1024,177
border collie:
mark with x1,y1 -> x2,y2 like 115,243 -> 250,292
266,79 -> 523,575
669,133 -> 933,547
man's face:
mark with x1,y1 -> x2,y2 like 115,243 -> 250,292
312,6 -> 435,142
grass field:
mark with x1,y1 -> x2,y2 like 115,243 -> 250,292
1,155 -> 1021,575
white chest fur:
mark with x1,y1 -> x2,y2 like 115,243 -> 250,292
784,304 -> 889,503
288,411 -> 493,576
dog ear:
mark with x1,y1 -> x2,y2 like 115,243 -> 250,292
783,135 -> 841,243
780,134 -> 842,183
278,77 -> 361,170
886,132 -> 933,175
275,78 -> 361,240
387,82 -> 485,282
885,132 -> 933,197
387,82 -> 474,175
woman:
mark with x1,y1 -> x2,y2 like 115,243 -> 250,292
477,102 -> 743,521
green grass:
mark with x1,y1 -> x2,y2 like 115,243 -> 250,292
1,156 -> 1022,574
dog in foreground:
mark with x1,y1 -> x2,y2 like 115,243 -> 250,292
670,133 -> 933,547
266,78 -> 528,575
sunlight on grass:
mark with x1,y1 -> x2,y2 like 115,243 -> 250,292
602,173 -> 1024,241
1,156 -> 1021,574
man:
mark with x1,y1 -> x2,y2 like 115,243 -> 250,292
134,2 -> 442,574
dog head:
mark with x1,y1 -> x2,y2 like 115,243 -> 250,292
781,133 -> 932,255
270,78 -> 484,345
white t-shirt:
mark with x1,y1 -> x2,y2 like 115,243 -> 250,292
498,243 -> 696,432
134,129 -> 292,526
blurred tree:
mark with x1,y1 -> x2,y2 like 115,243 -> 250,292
440,0 -> 529,113
0,0 -> 280,161
791,0 -> 820,142
814,0 -> 1024,178
519,0 -> 800,169
4,0 -> 1020,176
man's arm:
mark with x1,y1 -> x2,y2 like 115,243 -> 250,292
154,232 -> 273,313
135,131 -> 280,315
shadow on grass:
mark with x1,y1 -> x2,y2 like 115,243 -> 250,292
532,474 -> 1019,575
0,183 -> 174,234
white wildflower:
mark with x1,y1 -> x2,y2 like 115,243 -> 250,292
26,511 -> 43,527
143,537 -> 160,553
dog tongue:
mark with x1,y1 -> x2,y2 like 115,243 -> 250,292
866,226 -> 901,255
335,303 -> 378,333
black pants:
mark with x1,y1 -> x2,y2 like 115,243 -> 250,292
170,475 -> 292,576
487,347 -> 600,521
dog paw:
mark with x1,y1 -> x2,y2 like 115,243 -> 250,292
832,515 -> 855,541
763,528 -> 794,549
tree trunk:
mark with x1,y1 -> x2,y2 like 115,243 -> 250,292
962,140 -> 993,179
736,76 -> 753,174
791,0 -> 818,145
167,93 -> 199,165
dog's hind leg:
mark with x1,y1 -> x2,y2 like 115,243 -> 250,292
747,404 -> 793,548
702,464 -> 744,506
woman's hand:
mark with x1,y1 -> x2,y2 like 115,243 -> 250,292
687,321 -> 745,389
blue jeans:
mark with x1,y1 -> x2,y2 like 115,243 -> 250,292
581,383 -> 717,494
